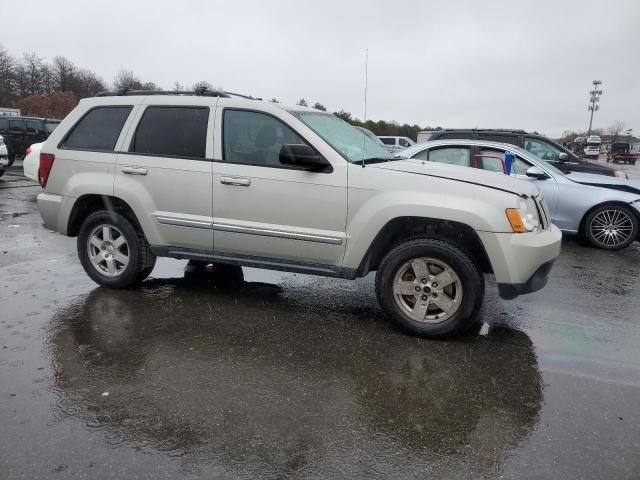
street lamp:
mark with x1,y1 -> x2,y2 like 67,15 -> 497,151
587,80 -> 603,137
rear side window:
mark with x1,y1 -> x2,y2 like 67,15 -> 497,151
9,119 -> 25,134
132,107 -> 208,158
477,133 -> 517,145
0,117 -> 7,133
61,106 -> 132,151
380,137 -> 395,145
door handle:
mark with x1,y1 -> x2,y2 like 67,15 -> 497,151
220,176 -> 251,186
122,167 -> 148,176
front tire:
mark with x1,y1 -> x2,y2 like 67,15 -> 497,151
375,239 -> 484,339
584,204 -> 639,250
78,210 -> 156,288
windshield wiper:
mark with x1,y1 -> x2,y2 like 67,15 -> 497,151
359,156 -> 404,167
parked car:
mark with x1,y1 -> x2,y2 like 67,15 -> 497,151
22,142 -> 42,182
36,90 -> 561,339
354,126 -> 386,147
421,129 -> 626,178
378,136 -> 415,153
399,139 -> 640,250
608,142 -> 638,165
0,135 -> 8,177
0,116 -> 61,164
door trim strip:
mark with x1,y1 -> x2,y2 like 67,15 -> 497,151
212,223 -> 343,245
155,216 -> 343,245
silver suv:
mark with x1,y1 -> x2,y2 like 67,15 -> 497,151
37,90 -> 561,338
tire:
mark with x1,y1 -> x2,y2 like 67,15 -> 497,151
77,210 -> 156,288
584,204 -> 639,250
375,238 -> 484,339
0,168 -> 5,178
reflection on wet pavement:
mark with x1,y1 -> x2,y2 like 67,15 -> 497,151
48,267 -> 542,478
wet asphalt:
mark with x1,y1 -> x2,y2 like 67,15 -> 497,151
1,162 -> 640,479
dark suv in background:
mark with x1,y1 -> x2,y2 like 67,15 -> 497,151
424,129 -> 626,178
0,116 -> 61,163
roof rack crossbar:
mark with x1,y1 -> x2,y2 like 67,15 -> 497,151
95,89 -> 249,98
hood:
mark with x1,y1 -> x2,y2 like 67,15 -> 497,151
371,159 -> 539,197
565,172 -> 640,195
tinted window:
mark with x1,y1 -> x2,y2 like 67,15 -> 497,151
437,132 -> 474,140
223,110 -> 307,167
428,147 -> 470,166
477,133 -> 518,145
61,107 -> 132,151
0,117 -> 7,133
26,120 -> 43,136
523,137 -> 561,161
132,107 -> 208,158
380,137 -> 396,145
9,119 -> 25,134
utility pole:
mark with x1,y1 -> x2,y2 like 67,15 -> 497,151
587,80 -> 603,136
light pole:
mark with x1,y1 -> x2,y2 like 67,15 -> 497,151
587,80 -> 603,137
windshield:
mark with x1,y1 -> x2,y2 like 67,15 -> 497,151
292,111 -> 395,162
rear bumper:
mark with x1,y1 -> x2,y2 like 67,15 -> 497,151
477,225 -> 562,299
37,193 -> 72,234
497,260 -> 554,300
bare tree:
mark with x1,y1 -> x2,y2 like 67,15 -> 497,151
51,56 -> 76,92
192,80 -> 213,91
0,45 -> 17,106
173,81 -> 184,91
15,52 -> 48,97
269,98 -> 279,103
312,102 -> 327,111
606,120 -> 626,145
296,98 -> 308,107
113,68 -> 142,90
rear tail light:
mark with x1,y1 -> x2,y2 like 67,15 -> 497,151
39,153 -> 55,188
25,147 -> 32,157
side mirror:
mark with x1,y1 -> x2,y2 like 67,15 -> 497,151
526,166 -> 549,180
279,144 -> 331,172
557,152 -> 568,161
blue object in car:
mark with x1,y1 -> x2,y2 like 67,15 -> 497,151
504,151 -> 514,175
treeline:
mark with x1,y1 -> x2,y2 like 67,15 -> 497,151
0,44 -> 435,139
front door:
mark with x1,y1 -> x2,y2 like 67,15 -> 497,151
115,104 -> 214,251
211,107 -> 347,267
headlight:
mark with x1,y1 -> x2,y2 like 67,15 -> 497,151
506,197 -> 541,233
614,170 -> 628,179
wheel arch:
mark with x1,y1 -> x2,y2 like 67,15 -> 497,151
578,200 -> 640,236
67,194 -> 142,237
355,216 -> 493,277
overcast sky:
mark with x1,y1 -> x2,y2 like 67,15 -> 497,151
1,0 -> 639,137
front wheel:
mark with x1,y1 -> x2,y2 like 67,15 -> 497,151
78,210 -> 156,288
584,204 -> 639,250
375,239 -> 484,339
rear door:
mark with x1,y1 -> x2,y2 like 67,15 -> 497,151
115,98 -> 215,251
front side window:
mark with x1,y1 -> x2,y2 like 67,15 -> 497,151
293,111 -> 394,162
61,106 -> 132,151
478,149 -> 508,173
132,107 -> 208,158
523,137 -> 562,161
399,138 -> 410,147
223,110 -> 310,167
26,120 -> 43,136
427,147 -> 471,167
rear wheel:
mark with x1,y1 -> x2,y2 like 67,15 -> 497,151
375,239 -> 484,339
78,210 -> 156,288
584,204 -> 638,250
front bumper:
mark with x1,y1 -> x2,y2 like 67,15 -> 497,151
497,260 -> 554,300
477,224 -> 562,299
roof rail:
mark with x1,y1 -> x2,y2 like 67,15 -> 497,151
95,88 -> 261,100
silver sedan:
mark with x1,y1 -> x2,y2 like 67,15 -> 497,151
398,139 -> 640,250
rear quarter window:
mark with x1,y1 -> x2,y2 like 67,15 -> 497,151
60,106 -> 133,151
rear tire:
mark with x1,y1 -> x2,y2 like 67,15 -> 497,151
375,238 -> 484,339
78,210 -> 156,288
584,204 -> 638,250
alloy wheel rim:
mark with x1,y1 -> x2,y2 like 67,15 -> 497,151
87,224 -> 129,277
590,209 -> 634,247
392,257 -> 463,323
